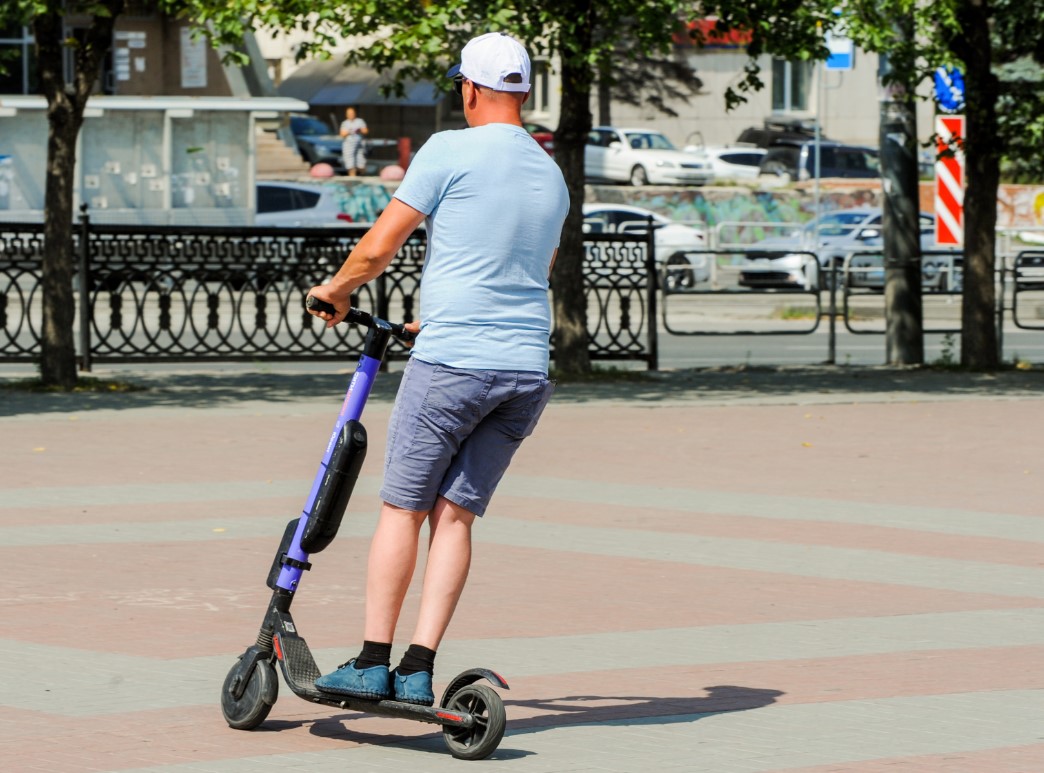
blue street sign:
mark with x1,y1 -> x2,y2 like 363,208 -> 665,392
934,67 -> 965,113
825,33 -> 854,70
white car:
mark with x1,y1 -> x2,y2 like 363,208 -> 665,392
737,208 -> 958,291
255,181 -> 357,227
682,144 -> 766,183
583,203 -> 709,291
585,127 -> 713,187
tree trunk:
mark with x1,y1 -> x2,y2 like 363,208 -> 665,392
550,9 -> 595,375
958,2 -> 1000,369
39,105 -> 81,387
33,2 -> 121,388
878,44 -> 923,365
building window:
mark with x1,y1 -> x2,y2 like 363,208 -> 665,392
0,26 -> 36,95
771,58 -> 811,112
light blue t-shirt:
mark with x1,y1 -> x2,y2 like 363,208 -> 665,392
392,123 -> 568,373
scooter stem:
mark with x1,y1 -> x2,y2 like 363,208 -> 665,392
274,323 -> 393,593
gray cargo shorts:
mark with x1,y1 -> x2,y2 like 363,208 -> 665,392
379,357 -> 555,517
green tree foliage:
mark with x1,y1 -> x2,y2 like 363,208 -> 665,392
267,0 -> 842,374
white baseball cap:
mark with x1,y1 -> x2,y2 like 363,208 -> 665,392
446,32 -> 531,93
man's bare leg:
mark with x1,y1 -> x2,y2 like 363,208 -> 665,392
410,496 -> 475,651
362,502 -> 428,644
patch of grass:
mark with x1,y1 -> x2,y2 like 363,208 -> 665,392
775,306 -> 818,320
1008,352 -> 1034,371
0,377 -> 147,394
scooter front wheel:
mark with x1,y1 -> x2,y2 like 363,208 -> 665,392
221,658 -> 278,730
441,683 -> 506,760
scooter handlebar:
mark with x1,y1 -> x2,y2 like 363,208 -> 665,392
305,296 -> 416,343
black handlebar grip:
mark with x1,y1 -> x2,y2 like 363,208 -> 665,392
305,295 -> 415,343
305,296 -> 338,316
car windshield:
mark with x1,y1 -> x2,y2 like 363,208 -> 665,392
803,211 -> 873,238
622,132 -> 677,151
292,117 -> 332,136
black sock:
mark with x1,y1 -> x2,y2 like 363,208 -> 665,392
396,643 -> 436,676
354,640 -> 392,670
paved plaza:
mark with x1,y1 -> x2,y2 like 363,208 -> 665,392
2,363 -> 1043,772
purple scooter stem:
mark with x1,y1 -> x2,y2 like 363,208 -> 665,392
275,352 -> 382,592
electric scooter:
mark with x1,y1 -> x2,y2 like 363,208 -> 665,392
221,299 -> 509,761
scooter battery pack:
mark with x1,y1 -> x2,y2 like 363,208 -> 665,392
300,419 -> 367,553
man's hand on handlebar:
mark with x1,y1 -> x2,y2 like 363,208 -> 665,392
305,285 -> 348,329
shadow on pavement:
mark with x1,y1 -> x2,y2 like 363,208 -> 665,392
2,365 -> 1042,416
247,684 -> 783,759
505,684 -> 786,730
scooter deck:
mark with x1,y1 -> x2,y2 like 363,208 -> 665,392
273,631 -> 476,728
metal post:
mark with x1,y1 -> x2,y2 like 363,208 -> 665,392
646,217 -> 658,371
827,260 -> 837,364
996,260 -> 1006,360
77,205 -> 92,373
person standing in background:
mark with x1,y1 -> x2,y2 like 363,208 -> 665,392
340,106 -> 369,176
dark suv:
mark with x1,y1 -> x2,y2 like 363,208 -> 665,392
759,140 -> 880,182
736,119 -> 819,148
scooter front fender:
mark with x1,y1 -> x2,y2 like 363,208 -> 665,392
439,667 -> 510,707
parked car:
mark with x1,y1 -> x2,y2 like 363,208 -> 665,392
585,127 -> 713,186
1014,253 -> 1044,291
738,208 -> 958,291
758,139 -> 880,182
524,121 -> 555,155
736,118 -> 821,148
256,181 -> 355,227
682,144 -> 766,182
288,113 -> 403,176
583,203 -> 709,291
288,114 -> 344,168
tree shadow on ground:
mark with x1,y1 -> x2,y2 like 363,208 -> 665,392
2,365 -> 1042,417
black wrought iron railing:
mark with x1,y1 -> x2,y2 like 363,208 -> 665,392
0,216 -> 657,369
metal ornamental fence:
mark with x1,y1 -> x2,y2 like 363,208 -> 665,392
0,217 -> 658,369
3,215 -> 1041,371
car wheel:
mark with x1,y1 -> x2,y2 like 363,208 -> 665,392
300,143 -> 321,165
760,160 -> 793,183
663,253 -> 695,292
629,165 -> 649,186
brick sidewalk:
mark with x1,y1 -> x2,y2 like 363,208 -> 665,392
2,366 -> 1043,771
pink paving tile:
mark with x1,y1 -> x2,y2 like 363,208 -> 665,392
5,539 -> 1037,656
0,703 -> 437,771
518,401 -> 1044,518
0,408 -> 390,490
492,497 -> 1044,569
1,496 -> 312,528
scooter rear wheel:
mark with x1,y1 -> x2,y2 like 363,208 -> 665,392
221,658 -> 278,730
441,683 -> 506,760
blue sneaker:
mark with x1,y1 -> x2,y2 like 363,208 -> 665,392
392,669 -> 434,706
314,659 -> 391,700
